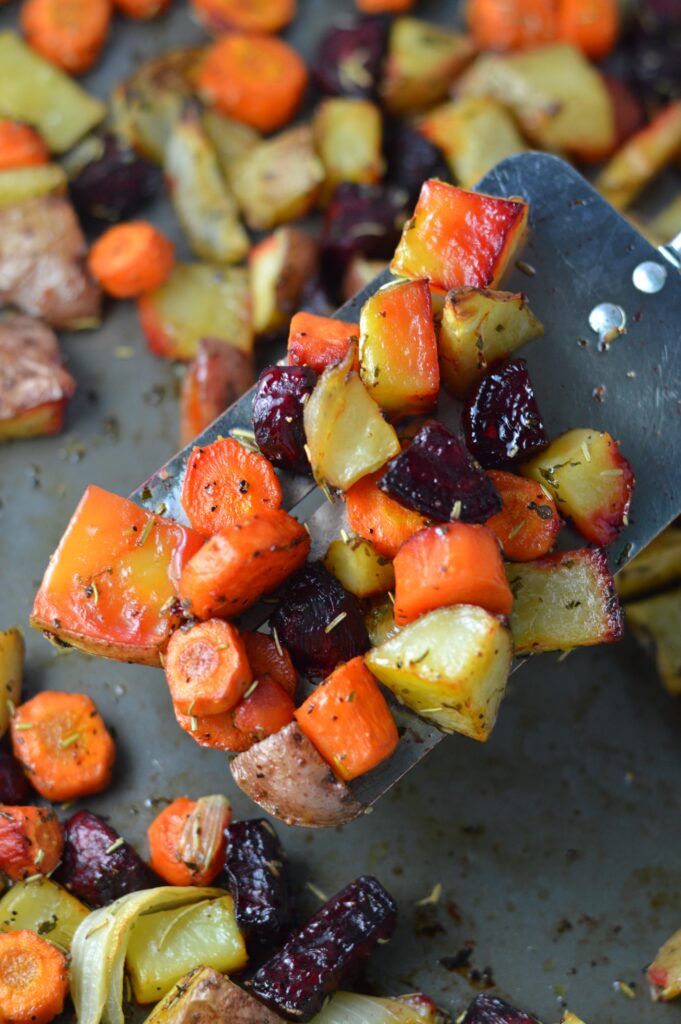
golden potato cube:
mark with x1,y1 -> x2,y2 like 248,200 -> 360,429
202,109 -> 261,176
250,227 -> 318,336
0,877 -> 88,952
324,537 -> 394,598
626,588 -> 681,697
313,98 -> 384,202
0,165 -> 67,209
616,527 -> 681,600
0,627 -> 23,738
381,18 -> 475,115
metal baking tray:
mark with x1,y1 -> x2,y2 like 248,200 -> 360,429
0,2 -> 680,1021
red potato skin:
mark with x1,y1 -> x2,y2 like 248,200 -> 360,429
0,316 -> 75,441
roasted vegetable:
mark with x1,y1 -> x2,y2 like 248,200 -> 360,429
147,796 -> 231,889
312,16 -> 388,100
314,992 -> 447,1024
0,319 -> 77,441
58,810 -> 157,907
616,526 -> 681,600
383,119 -> 449,204
485,470 -> 562,562
0,877 -> 88,952
252,365 -> 317,475
250,228 -> 319,336
89,221 -> 175,299
0,752 -> 30,805
364,596 -> 399,648
0,929 -> 69,1024
596,101 -> 681,210
165,619 -> 251,716
0,806 -> 63,882
346,470 -> 428,559
506,548 -> 623,654
202,108 -> 260,175
313,98 -> 384,202
381,18 -> 475,115
0,627 -> 23,739
461,993 -> 539,1023
287,311 -> 359,375
180,339 -> 255,448
463,359 -> 547,468
323,536 -> 394,598
343,256 -> 388,301
143,967 -> 284,1024
221,819 -> 294,951
0,163 -> 66,208
647,926 -> 681,1001
67,133 -> 161,225
626,587 -> 681,696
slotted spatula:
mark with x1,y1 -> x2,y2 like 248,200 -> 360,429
131,152 -> 681,820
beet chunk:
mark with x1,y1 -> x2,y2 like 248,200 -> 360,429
69,134 -> 162,226
383,118 -> 450,203
462,994 -> 540,1024
252,365 -> 317,475
462,359 -> 548,469
220,818 -> 295,951
270,563 -> 370,679
56,810 -> 157,907
312,17 -> 388,100
250,875 -> 397,1020
0,752 -> 30,805
379,422 -> 502,523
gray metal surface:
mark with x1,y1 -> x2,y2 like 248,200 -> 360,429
1,2 -> 681,1023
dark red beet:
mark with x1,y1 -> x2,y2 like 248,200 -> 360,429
270,563 -> 370,679
0,752 -> 30,805
252,366 -> 317,475
219,819 -> 294,951
379,422 -> 502,523
312,17 -> 388,100
627,0 -> 681,102
69,134 -> 161,226
56,810 -> 158,907
462,994 -> 539,1024
462,359 -> 548,469
250,875 -> 397,1021
603,77 -> 646,149
383,118 -> 450,204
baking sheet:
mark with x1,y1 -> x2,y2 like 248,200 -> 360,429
1,1 -> 681,1021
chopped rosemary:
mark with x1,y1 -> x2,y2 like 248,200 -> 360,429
136,517 -> 155,548
243,680 -> 260,699
265,859 -> 282,877
105,837 -> 125,856
90,579 -> 99,605
581,441 -> 591,462
190,716 -> 198,732
272,627 -> 283,658
507,519 -> 526,541
14,722 -> 34,731
305,882 -> 329,902
599,468 -> 624,476
5,698 -> 15,718
340,528 -> 350,544
415,882 -> 443,907
325,611 -> 348,633
451,500 -> 462,520
59,732 -> 81,750
34,848 -> 45,866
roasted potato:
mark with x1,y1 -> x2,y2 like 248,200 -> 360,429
650,194 -> 681,244
0,317 -> 76,443
180,339 -> 254,448
363,596 -> 399,648
144,967 -> 284,1024
381,18 -> 475,115
0,33 -> 105,153
165,109 -> 249,264
313,98 -> 384,202
250,227 -> 319,336
229,125 -> 325,231
438,287 -> 544,398
0,626 -> 23,737
324,537 -> 395,598
506,548 -> 623,654
626,588 -> 681,697
366,604 -> 512,741
0,165 -> 67,209
616,527 -> 681,600
0,877 -> 88,952
230,722 -> 364,827
202,108 -> 261,175
596,101 -> 681,210
342,256 -> 388,302
648,927 -> 681,1002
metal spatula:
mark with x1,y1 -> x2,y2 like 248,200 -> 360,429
131,152 -> 681,819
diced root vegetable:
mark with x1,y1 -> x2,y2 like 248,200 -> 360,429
485,470 -> 562,561
596,101 -> 681,210
252,365 -> 317,476
221,819 -> 294,950
616,527 -> 681,600
313,97 -> 384,202
143,967 -> 284,1024
0,878 -> 89,952
323,536 -> 395,598
462,358 -> 548,468
0,628 -> 23,739
462,993 -> 540,1023
0,806 -> 63,882
381,18 -> 475,115
626,587 -> 681,696
287,311 -> 359,375
648,927 -> 681,1001
250,228 -> 318,336
164,620 -> 251,716
346,470 -> 429,559
180,339 -> 254,449
0,164 -> 67,208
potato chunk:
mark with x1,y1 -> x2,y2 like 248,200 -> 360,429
313,98 -> 384,202
0,165 -> 67,209
596,102 -> 681,210
324,537 -> 394,598
144,967 -> 284,1024
0,627 -> 23,738
250,228 -> 318,336
0,317 -> 76,442
366,605 -> 512,741
0,877 -> 88,952
626,588 -> 681,697
202,109 -> 261,175
381,18 -> 476,115
616,527 -> 681,600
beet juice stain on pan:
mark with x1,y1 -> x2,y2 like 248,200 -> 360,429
0,4 -> 680,1024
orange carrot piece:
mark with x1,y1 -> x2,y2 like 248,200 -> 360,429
147,795 -> 231,887
484,469 -> 562,561
287,311 -> 359,374
21,0 -> 111,75
243,631 -> 297,697
179,509 -> 310,620
233,675 -> 296,740
356,0 -> 414,11
0,120 -> 49,171
345,470 -> 429,559
181,437 -> 282,537
197,33 -> 308,134
558,0 -> 618,59
114,0 -> 171,17
180,339 -> 255,449
174,703 -> 252,753
164,619 -> 252,716
192,0 -> 296,33
0,807 -> 63,882
296,656 -> 398,781
88,221 -> 175,300
10,691 -> 115,803
0,931 -> 69,1024
467,0 -> 558,50
393,523 -> 513,626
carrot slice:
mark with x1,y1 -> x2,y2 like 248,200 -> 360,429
114,0 -> 171,17
287,312 -> 360,374
21,0 -> 111,75
558,0 -> 618,59
295,656 -> 398,781
356,0 -> 414,10
232,675 -> 296,740
484,469 -> 563,561
10,691 -> 115,803
0,931 -> 69,1024
393,523 -> 513,626
181,437 -> 282,537
345,470 -> 429,559
0,120 -> 49,171
88,221 -> 175,299
164,619 -> 252,716
0,807 -> 63,882
174,703 -> 251,753
179,509 -> 310,620
147,795 -> 231,887
197,33 -> 308,133
467,0 -> 557,50
192,0 -> 296,33
243,631 -> 297,697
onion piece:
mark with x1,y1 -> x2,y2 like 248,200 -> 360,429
70,885 -> 225,1024
311,992 -> 425,1024
178,794 -> 230,876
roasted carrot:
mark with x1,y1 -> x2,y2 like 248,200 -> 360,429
147,795 -> 231,886
356,0 -> 414,11
484,469 -> 562,561
243,631 -> 297,697
0,806 -> 63,882
0,120 -> 49,171
174,703 -> 251,753
180,339 -> 255,449
0,931 -> 69,1024
558,0 -> 618,59
287,311 -> 360,374
181,437 -> 282,537
346,470 -> 429,559
114,0 -> 171,18
192,0 -> 296,33
88,221 -> 175,299
21,0 -> 112,75
179,509 -> 310,620
233,675 -> 296,740
164,619 -> 252,716
467,0 -> 557,50
10,691 -> 115,803
393,523 -> 513,626
197,33 -> 308,134
295,656 -> 398,781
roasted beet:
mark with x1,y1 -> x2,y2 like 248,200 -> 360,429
252,366 -> 317,475
270,563 -> 370,679
379,422 -> 502,523
383,118 -> 450,204
69,134 -> 162,226
0,752 -> 30,805
461,994 -> 539,1024
56,810 -> 157,907
462,359 -> 548,469
220,819 -> 294,951
628,0 -> 681,102
250,875 -> 397,1021
312,17 -> 388,100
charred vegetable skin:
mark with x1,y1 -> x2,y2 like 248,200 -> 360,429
271,563 -> 370,679
252,366 -> 317,475
0,752 -> 30,805
379,422 -> 502,523
462,359 -> 548,468
221,819 -> 294,951
68,134 -> 161,225
57,810 -> 157,907
462,993 -> 540,1023
250,875 -> 397,1020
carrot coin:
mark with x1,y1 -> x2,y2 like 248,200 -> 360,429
88,221 -> 175,299
192,0 -> 296,34
21,0 -> 112,75
0,120 -> 49,171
